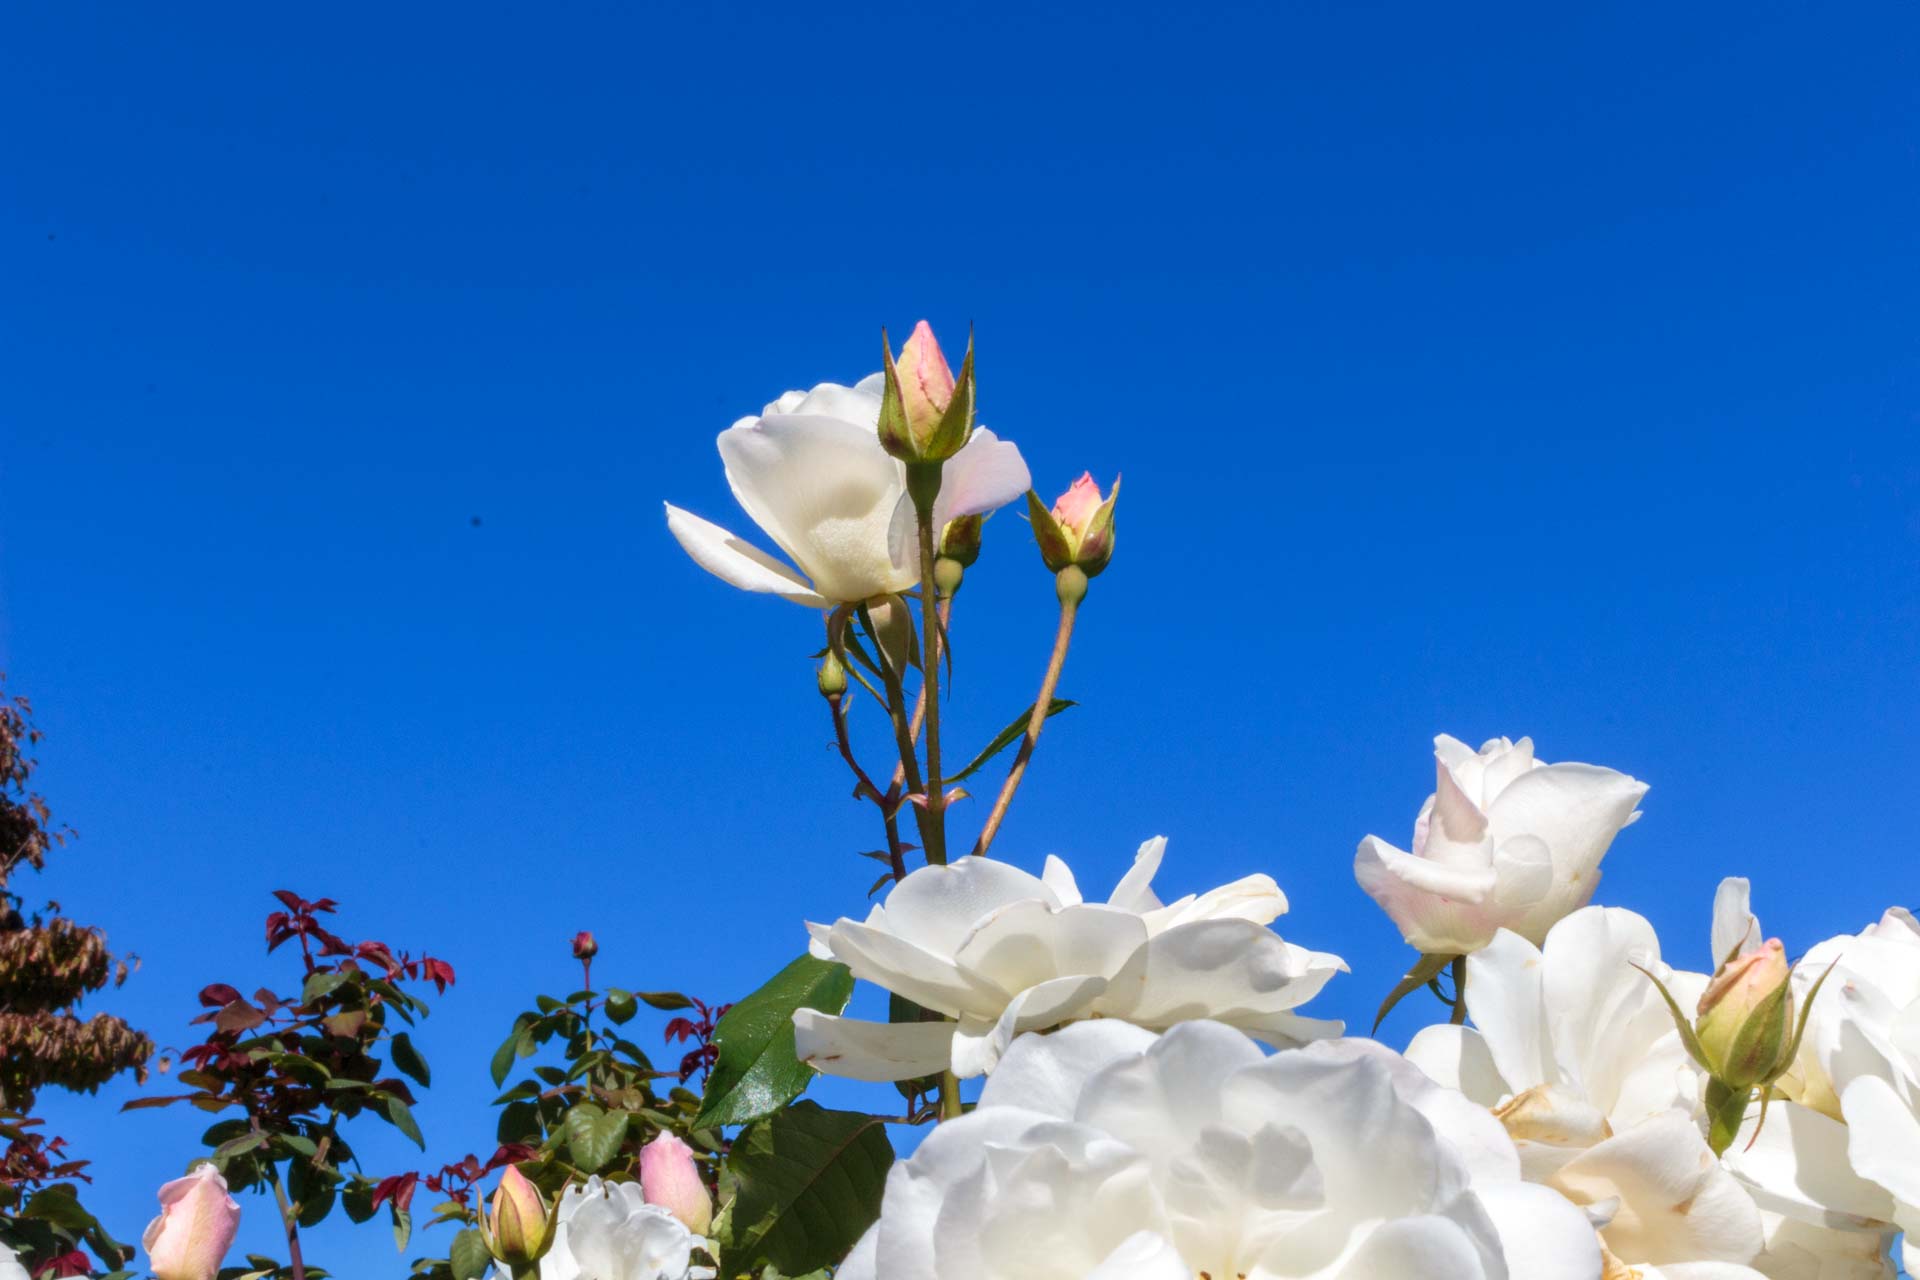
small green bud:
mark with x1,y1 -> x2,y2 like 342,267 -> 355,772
1055,565 -> 1088,606
1026,474 -> 1120,579
817,651 -> 848,697
933,556 -> 966,598
938,514 -> 984,568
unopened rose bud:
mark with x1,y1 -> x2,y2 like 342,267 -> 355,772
144,1164 -> 240,1280
1025,474 -> 1120,579
864,595 -> 915,676
817,650 -> 848,696
878,322 -> 975,463
571,931 -> 598,961
639,1133 -> 713,1236
488,1165 -> 548,1266
1695,937 -> 1793,1089
938,514 -> 984,568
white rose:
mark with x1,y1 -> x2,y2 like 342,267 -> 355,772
1355,734 -> 1647,955
1726,892 -> 1920,1279
839,1019 -> 1601,1280
1406,906 -> 1765,1271
795,837 -> 1346,1080
664,375 -> 1029,606
0,1244 -> 26,1280
499,1177 -> 709,1280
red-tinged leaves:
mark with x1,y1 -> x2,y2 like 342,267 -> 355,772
199,983 -> 243,1008
370,1171 -> 419,1214
34,1249 -> 90,1277
213,1001 -> 268,1034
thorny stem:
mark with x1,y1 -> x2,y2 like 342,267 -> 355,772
971,591 -> 1080,859
868,613 -> 934,859
915,508 -> 949,865
829,691 -> 907,882
265,1158 -> 309,1280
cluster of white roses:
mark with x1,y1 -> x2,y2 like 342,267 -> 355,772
648,330 -> 1918,1280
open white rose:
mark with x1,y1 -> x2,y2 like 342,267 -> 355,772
795,837 -> 1346,1080
1724,890 -> 1920,1279
839,1019 -> 1601,1280
664,374 -> 1029,607
498,1177 -> 709,1280
1406,906 -> 1766,1272
1356,735 -> 1648,955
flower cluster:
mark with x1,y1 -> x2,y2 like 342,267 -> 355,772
6,324 -> 1911,1280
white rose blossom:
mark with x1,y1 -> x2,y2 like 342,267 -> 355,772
1355,735 -> 1648,955
838,1018 -> 1601,1280
497,1177 -> 710,1280
1715,882 -> 1920,1279
795,837 -> 1347,1080
664,374 -> 1029,607
1405,906 -> 1767,1274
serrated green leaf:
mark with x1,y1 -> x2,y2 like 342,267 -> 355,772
945,699 -> 1077,784
561,1102 -> 628,1172
694,955 -> 852,1130
721,1102 -> 893,1277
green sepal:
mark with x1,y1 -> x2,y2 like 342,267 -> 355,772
1025,490 -> 1075,573
1373,952 -> 1454,1033
1629,960 -> 1712,1072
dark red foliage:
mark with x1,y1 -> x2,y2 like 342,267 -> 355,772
0,1120 -> 89,1194
415,1144 -> 542,1211
32,1250 -> 89,1277
663,997 -> 730,1084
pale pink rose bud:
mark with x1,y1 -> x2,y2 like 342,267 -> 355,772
896,320 -> 955,434
1050,473 -> 1104,537
639,1133 -> 712,1236
143,1163 -> 240,1280
489,1163 -> 549,1265
1695,936 -> 1793,1088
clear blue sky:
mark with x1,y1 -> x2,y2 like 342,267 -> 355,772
4,3 -> 1917,1273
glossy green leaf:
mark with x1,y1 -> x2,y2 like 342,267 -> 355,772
389,1031 -> 431,1087
561,1103 -> 629,1172
449,1227 -> 492,1280
384,1095 -> 425,1149
720,1102 -> 893,1277
693,955 -> 852,1130
604,989 -> 638,1024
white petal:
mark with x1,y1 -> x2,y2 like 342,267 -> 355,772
952,900 -> 1148,995
1726,1097 -> 1895,1228
1550,1114 -> 1763,1264
1084,1230 -> 1191,1280
976,1019 -> 1160,1118
836,1225 -> 878,1280
1098,919 -> 1344,1032
663,504 -> 825,605
820,918 -> 1008,1018
931,427 -> 1033,526
1354,835 -> 1503,954
1108,836 -> 1169,913
1041,854 -> 1084,906
1464,928 -> 1554,1095
1841,1075 -> 1920,1207
1492,762 -> 1649,943
950,974 -> 1111,1078
1332,1213 -> 1494,1278
717,413 -> 913,603
1471,1180 -> 1607,1280
1405,1024 -> 1511,1108
882,859 -> 1059,961
1712,877 -> 1762,968
792,1009 -> 956,1082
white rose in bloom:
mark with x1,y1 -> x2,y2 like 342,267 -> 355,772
1355,735 -> 1648,954
499,1177 -> 709,1280
795,838 -> 1347,1080
838,1019 -> 1601,1280
1406,906 -> 1766,1271
1726,892 -> 1920,1279
664,374 -> 1030,606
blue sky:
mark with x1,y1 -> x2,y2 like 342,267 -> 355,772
4,2 -> 1918,1273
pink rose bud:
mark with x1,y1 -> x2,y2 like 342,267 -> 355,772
571,931 -> 599,961
896,320 -> 955,433
143,1163 -> 240,1280
1695,937 -> 1793,1089
1050,473 -> 1105,537
639,1133 -> 713,1236
489,1163 -> 549,1265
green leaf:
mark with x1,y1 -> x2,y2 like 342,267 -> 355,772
694,955 -> 853,1130
384,1095 -> 426,1149
22,1183 -> 101,1232
213,1131 -> 269,1160
944,699 -> 1077,784
603,989 -> 638,1024
561,1102 -> 628,1172
489,1015 -> 535,1088
389,1031 -> 431,1087
391,1201 -> 412,1253
636,991 -> 694,1011
302,970 -> 351,1005
721,1102 -> 893,1277
341,1178 -> 377,1224
449,1227 -> 492,1280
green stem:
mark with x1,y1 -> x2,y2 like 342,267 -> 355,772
865,604 -> 934,858
971,584 -> 1080,858
937,1070 -> 962,1121
1449,955 -> 1469,1026
915,507 -> 948,865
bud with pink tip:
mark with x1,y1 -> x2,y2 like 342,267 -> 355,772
571,931 -> 598,961
143,1163 -> 240,1280
878,321 -> 975,463
1695,937 -> 1793,1089
488,1164 -> 549,1267
1027,473 -> 1120,578
639,1133 -> 713,1236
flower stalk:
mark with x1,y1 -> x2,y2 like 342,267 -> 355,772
971,570 -> 1083,859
